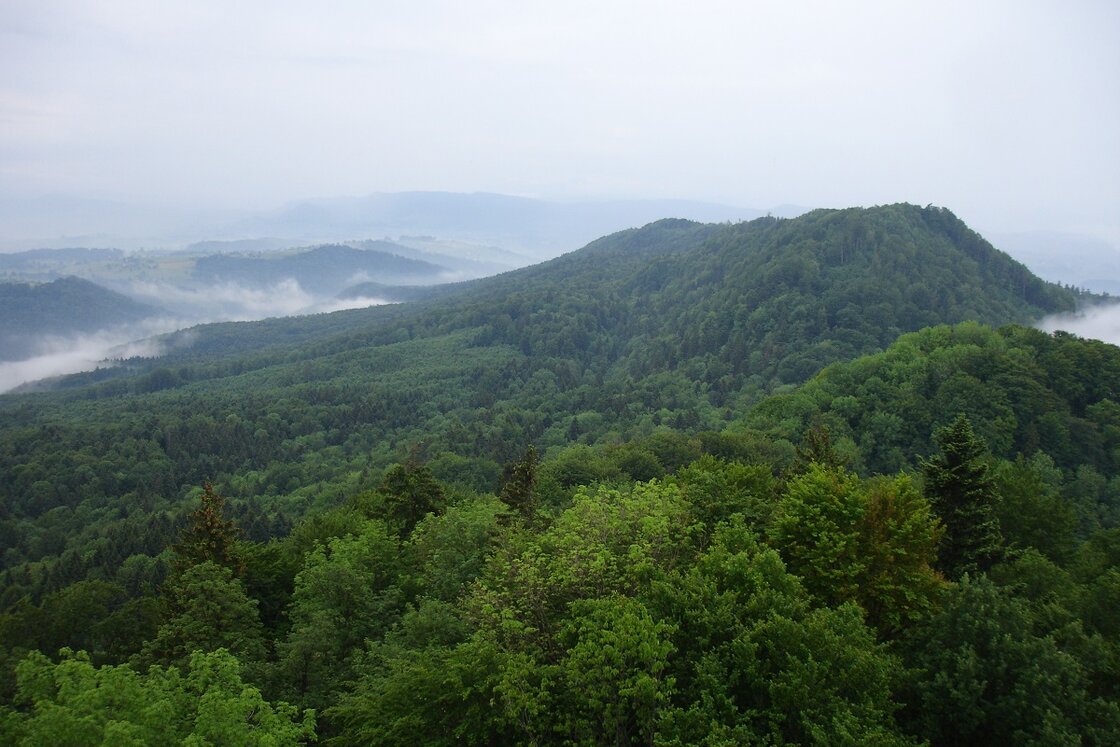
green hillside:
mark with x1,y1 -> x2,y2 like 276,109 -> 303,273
1,205 -> 1117,744
0,205 -> 1087,539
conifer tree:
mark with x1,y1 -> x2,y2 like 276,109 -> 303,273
172,482 -> 243,576
379,456 -> 445,536
499,445 -> 540,522
793,423 -> 844,473
922,415 -> 1003,579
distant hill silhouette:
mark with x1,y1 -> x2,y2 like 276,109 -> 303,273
0,276 -> 162,360
190,243 -> 449,295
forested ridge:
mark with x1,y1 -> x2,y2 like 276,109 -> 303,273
1,204 -> 1118,744
0,276 -> 163,361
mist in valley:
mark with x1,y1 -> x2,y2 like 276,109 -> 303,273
0,273 -> 402,393
0,319 -> 183,393
1038,302 -> 1120,347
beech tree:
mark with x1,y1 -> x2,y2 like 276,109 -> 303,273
4,648 -> 314,746
770,465 -> 944,634
140,561 -> 265,669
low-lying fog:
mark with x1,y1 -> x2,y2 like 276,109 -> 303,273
0,279 -> 392,394
125,278 -> 391,321
0,320 -> 180,393
6,278 -> 1120,396
1037,303 -> 1120,347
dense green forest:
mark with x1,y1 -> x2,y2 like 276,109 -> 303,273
1,204 -> 1118,744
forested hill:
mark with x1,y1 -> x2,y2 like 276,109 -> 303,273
743,322 -> 1120,532
191,243 -> 448,295
137,203 -> 1082,376
0,276 -> 163,361
2,206 -> 1120,744
0,204 -> 1090,537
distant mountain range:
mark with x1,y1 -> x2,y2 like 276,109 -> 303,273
225,192 -> 793,257
991,230 -> 1120,294
0,191 -> 799,256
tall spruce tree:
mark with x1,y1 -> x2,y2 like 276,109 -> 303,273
922,415 -> 1003,579
172,482 -> 243,575
499,445 -> 540,523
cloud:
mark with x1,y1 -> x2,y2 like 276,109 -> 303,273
127,277 -> 397,319
0,317 -> 184,393
3,1 -> 1117,242
127,278 -> 318,320
1037,303 -> 1120,346
0,278 -> 396,392
311,296 -> 392,314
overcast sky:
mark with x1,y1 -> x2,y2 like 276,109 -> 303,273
2,0 -> 1118,240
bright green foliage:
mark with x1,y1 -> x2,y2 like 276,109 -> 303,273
770,465 -> 944,633
655,522 -> 913,745
278,520 -> 402,710
673,455 -> 777,529
141,560 -> 265,668
901,575 -> 1120,745
553,597 -> 676,746
336,487 -> 913,745
6,648 -> 313,746
922,415 -> 1004,579
328,633 -> 512,747
771,465 -> 868,604
407,495 -> 506,602
471,480 -> 701,647
379,458 -> 445,536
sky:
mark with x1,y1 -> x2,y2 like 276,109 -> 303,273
2,0 -> 1118,241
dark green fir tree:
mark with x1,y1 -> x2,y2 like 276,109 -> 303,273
499,445 -> 540,523
172,482 -> 243,576
922,415 -> 1003,579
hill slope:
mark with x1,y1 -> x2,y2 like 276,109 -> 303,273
145,204 -> 1082,377
0,276 -> 163,361
0,204 -> 1088,518
0,206 -> 1117,746
744,321 -> 1120,526
190,243 -> 448,295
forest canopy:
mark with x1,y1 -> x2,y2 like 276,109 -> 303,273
0,205 -> 1117,743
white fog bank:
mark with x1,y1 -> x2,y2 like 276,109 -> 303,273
0,321 -> 185,393
1037,303 -> 1120,346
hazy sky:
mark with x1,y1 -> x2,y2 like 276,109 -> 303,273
2,0 -> 1118,239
